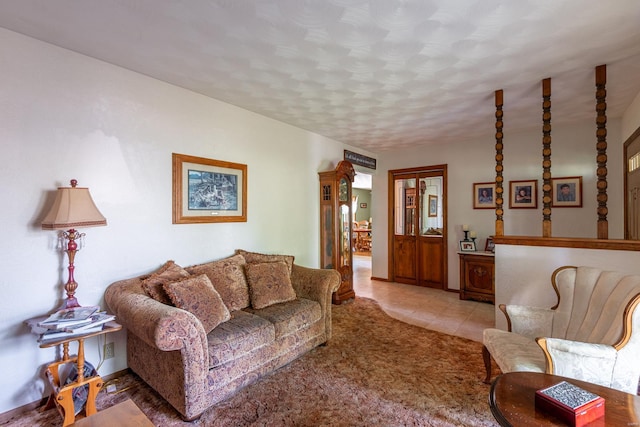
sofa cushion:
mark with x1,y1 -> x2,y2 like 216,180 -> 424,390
235,249 -> 295,275
245,298 -> 321,339
185,254 -> 250,311
245,261 -> 297,309
141,260 -> 190,305
163,274 -> 231,334
207,310 -> 275,368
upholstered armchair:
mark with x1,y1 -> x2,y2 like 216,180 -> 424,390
483,265 -> 640,394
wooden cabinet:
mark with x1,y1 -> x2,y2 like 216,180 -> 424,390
458,252 -> 494,303
319,160 -> 356,304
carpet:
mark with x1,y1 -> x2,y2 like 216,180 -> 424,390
6,297 -> 500,426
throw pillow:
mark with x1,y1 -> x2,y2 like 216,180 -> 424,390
163,274 -> 231,333
185,254 -> 250,311
245,261 -> 297,309
141,260 -> 190,305
235,249 -> 295,275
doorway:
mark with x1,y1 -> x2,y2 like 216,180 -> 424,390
388,165 -> 447,289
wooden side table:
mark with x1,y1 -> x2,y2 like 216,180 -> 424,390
39,323 -> 122,427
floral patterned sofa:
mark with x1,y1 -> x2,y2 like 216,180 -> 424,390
105,250 -> 340,421
483,265 -> 640,394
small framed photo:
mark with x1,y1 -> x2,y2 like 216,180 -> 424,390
551,176 -> 582,207
459,240 -> 476,252
509,180 -> 537,209
473,182 -> 496,209
485,236 -> 495,253
360,202 -> 367,208
428,194 -> 438,217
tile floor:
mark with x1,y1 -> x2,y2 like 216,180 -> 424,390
352,254 -> 495,342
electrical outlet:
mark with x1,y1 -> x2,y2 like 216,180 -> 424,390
104,342 -> 115,359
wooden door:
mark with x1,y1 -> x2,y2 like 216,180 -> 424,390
389,166 -> 447,289
392,178 -> 417,284
626,130 -> 640,240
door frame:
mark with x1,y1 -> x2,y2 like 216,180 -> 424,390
387,164 -> 448,288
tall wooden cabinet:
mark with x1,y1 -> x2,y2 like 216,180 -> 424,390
319,160 -> 356,304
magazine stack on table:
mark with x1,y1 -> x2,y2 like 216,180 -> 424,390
28,306 -> 116,343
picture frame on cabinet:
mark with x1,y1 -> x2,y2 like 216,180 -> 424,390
485,236 -> 495,253
473,182 -> 496,209
172,153 -> 247,224
551,176 -> 583,207
509,180 -> 537,209
459,240 -> 476,252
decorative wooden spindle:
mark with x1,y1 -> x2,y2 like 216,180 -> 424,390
595,64 -> 608,239
541,78 -> 552,237
495,89 -> 504,237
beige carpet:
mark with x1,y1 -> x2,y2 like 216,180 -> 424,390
5,297 -> 500,426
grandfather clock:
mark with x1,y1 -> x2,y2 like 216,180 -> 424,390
319,160 -> 356,304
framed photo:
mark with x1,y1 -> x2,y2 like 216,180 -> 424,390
485,236 -> 495,253
428,194 -> 438,217
509,180 -> 537,209
360,202 -> 367,208
473,182 -> 496,209
551,176 -> 582,208
172,153 -> 247,224
459,240 -> 476,252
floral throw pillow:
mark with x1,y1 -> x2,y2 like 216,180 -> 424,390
235,249 -> 295,275
163,274 -> 231,334
245,261 -> 297,309
185,254 -> 250,311
141,260 -> 190,305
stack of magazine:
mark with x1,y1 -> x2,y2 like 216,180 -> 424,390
34,306 -> 116,343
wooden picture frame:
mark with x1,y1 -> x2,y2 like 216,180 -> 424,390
172,153 -> 247,224
473,182 -> 496,209
360,202 -> 367,208
428,194 -> 438,217
509,180 -> 538,209
459,240 -> 476,252
485,236 -> 495,252
551,176 -> 583,208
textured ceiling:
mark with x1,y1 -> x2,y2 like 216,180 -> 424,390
2,1 -> 640,152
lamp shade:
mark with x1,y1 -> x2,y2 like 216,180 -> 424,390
41,179 -> 107,230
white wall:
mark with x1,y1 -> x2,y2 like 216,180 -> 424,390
0,29 -> 375,414
372,120 -> 624,288
623,89 -> 640,141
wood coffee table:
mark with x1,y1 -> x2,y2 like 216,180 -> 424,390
70,399 -> 153,426
489,372 -> 640,426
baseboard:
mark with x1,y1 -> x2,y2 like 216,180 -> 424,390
0,368 -> 131,423
370,276 -> 389,282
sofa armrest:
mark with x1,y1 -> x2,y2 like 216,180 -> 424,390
503,304 -> 554,339
536,337 -> 617,388
104,278 -> 208,358
290,264 -> 340,341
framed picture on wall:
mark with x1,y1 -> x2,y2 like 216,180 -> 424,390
428,195 -> 438,217
172,153 -> 247,224
473,182 -> 496,209
360,203 -> 367,208
509,180 -> 537,209
551,176 -> 583,207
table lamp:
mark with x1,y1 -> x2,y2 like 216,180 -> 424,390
41,179 -> 107,309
